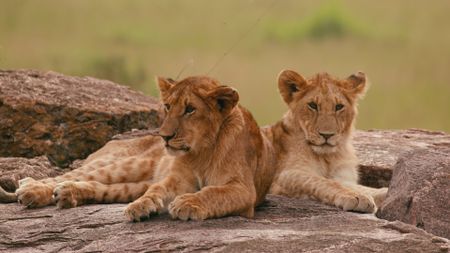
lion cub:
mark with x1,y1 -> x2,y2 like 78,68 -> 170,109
1,76 -> 275,221
125,76 -> 276,221
264,70 -> 387,213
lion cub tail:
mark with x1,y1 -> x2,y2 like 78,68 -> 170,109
0,186 -> 17,203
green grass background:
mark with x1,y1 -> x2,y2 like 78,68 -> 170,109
1,0 -> 449,132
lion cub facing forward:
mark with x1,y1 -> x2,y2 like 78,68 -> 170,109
265,70 -> 387,213
1,76 -> 275,222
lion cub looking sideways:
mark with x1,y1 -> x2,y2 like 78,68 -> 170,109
264,70 -> 387,213
0,76 -> 275,222
125,76 -> 276,221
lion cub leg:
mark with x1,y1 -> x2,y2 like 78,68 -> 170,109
277,169 -> 376,213
53,181 -> 152,208
15,178 -> 57,208
125,174 -> 197,222
344,183 -> 388,208
14,156 -> 157,208
169,183 -> 256,221
55,156 -> 157,185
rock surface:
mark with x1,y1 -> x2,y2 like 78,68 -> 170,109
0,195 -> 448,253
0,69 -> 162,167
0,156 -> 66,193
354,129 -> 450,188
376,147 -> 450,239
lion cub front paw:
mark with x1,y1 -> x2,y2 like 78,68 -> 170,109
53,182 -> 80,209
15,180 -> 54,208
124,195 -> 164,222
168,194 -> 208,221
334,192 -> 376,213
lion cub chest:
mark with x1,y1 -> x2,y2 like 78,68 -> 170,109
284,149 -> 357,181
284,155 -> 332,178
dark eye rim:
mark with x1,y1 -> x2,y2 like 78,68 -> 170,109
307,102 -> 318,111
335,104 -> 344,111
184,105 -> 196,115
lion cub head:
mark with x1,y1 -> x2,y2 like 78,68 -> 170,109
157,76 -> 239,156
278,70 -> 367,154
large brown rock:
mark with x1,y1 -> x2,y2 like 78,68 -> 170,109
376,147 -> 450,239
0,195 -> 448,253
0,69 -> 162,167
354,129 -> 450,188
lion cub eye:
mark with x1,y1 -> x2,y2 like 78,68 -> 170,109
335,104 -> 344,111
184,105 -> 196,115
164,104 -> 171,111
307,102 -> 318,111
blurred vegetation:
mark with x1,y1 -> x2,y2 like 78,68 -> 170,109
0,0 -> 449,132
265,1 -> 367,41
85,55 -> 148,88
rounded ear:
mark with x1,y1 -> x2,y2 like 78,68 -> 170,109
343,71 -> 368,98
278,69 -> 307,104
156,77 -> 175,95
206,86 -> 239,115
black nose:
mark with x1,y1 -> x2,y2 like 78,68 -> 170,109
319,132 -> 335,140
161,133 -> 176,142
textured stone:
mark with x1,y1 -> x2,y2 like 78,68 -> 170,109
0,195 -> 448,253
0,69 -> 162,167
376,147 -> 450,239
354,129 -> 450,188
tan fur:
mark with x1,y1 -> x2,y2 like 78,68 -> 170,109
1,76 -> 276,222
9,136 -> 162,208
264,70 -> 387,213
124,76 -> 275,221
